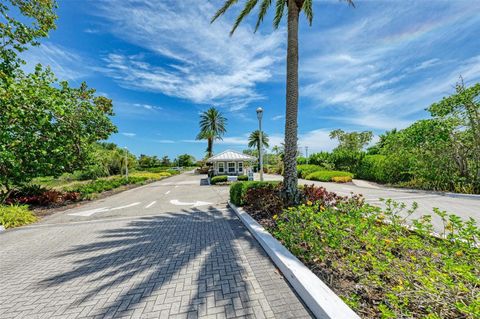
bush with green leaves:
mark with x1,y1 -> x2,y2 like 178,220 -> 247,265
210,175 -> 228,185
237,175 -> 248,181
0,205 -> 37,228
305,170 -> 353,182
297,164 -> 324,179
270,199 -> 480,318
356,155 -> 388,183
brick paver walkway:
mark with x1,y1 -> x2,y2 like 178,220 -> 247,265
0,207 -> 312,318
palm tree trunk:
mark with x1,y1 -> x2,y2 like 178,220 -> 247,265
282,0 -> 300,204
207,138 -> 213,158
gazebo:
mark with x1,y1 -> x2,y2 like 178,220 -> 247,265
206,150 -> 257,176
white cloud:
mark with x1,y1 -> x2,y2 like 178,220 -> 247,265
22,43 -> 89,82
155,139 -> 175,144
271,115 -> 284,121
94,0 -> 284,110
300,2 -> 480,131
121,132 -> 136,137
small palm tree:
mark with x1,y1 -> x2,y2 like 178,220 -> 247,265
212,0 -> 355,203
248,130 -> 269,166
196,107 -> 227,158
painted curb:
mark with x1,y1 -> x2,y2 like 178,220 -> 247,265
228,202 -> 360,319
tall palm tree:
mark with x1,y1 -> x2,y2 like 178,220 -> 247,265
248,130 -> 269,166
212,0 -> 355,203
196,107 -> 227,158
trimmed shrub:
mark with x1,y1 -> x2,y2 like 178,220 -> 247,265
332,176 -> 352,183
0,205 -> 37,228
237,175 -> 248,181
210,175 -> 228,185
297,164 -> 324,179
230,181 -> 279,206
305,170 -> 353,182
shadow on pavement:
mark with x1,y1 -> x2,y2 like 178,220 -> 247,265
38,207 -> 273,318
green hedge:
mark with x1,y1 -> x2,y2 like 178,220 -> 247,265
297,164 -> 324,179
0,205 -> 37,229
237,175 -> 248,181
67,176 -> 148,197
356,155 -> 388,183
230,181 -> 279,206
210,175 -> 228,185
305,170 -> 353,182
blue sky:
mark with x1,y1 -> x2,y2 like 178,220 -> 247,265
23,0 -> 480,160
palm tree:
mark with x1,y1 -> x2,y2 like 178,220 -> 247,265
212,0 -> 355,203
196,107 -> 227,158
248,130 -> 269,167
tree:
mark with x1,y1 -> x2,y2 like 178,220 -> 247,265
330,129 -> 373,152
176,154 -> 195,167
196,107 -> 227,158
248,130 -> 269,167
212,0 -> 355,203
1,0 -> 57,74
161,156 -> 171,167
428,79 -> 480,187
0,66 -> 117,202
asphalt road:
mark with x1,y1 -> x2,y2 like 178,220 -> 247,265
0,172 -> 312,319
262,173 -> 480,232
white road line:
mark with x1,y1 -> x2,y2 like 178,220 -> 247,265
165,190 -> 171,195
145,201 -> 156,208
110,202 -> 141,211
69,207 -> 109,217
170,199 -> 212,207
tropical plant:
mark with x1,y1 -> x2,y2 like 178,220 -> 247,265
212,0 -> 355,204
196,107 -> 227,158
248,130 -> 269,167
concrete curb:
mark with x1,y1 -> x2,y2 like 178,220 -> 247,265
228,201 -> 360,319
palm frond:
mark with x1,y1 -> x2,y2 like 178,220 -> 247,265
273,0 -> 286,30
302,0 -> 313,25
254,0 -> 272,32
211,0 -> 239,23
230,0 -> 259,35
343,0 -> 355,8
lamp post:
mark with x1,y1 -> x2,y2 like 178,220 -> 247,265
124,147 -> 129,181
256,107 -> 264,182
305,146 -> 309,164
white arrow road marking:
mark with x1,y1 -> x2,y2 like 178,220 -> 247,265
170,199 -> 212,207
69,207 -> 109,217
145,201 -> 156,208
110,202 -> 141,211
165,190 -> 171,195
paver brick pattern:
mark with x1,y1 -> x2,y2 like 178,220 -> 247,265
0,207 -> 312,318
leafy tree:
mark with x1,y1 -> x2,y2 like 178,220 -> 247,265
248,130 -> 269,166
138,154 -> 161,168
196,107 -> 227,158
429,79 -> 480,187
212,0 -> 355,203
0,66 -> 117,202
0,0 -> 57,74
161,156 -> 171,167
330,129 -> 373,152
176,154 -> 195,167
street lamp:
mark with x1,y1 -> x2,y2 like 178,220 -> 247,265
124,147 -> 129,181
256,107 -> 264,182
305,146 -> 309,165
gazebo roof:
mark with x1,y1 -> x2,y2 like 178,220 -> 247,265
206,150 -> 257,162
